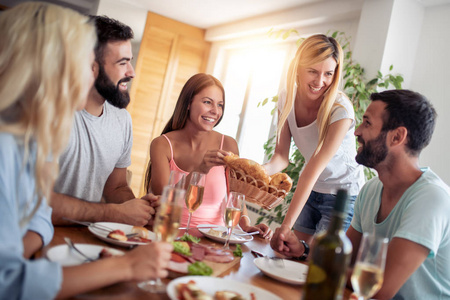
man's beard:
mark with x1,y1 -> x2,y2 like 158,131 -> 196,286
94,65 -> 131,109
355,131 -> 388,168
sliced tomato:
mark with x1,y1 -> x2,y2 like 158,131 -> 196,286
171,252 -> 188,263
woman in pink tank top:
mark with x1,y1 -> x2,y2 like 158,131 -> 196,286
145,73 -> 271,238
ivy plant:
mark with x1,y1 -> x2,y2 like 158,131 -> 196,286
256,30 -> 404,225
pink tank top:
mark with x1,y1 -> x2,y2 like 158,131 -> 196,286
162,134 -> 226,227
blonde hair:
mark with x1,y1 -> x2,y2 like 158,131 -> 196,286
278,34 -> 345,153
0,2 -> 96,219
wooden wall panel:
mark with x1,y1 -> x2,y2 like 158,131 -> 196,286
127,12 -> 211,196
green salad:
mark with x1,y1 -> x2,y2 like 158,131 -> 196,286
188,261 -> 213,276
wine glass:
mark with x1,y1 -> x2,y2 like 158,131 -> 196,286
351,232 -> 388,300
138,186 -> 185,293
221,191 -> 245,250
168,170 -> 186,190
184,172 -> 205,234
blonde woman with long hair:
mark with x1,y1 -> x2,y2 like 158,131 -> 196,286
267,34 -> 364,257
0,3 -> 171,299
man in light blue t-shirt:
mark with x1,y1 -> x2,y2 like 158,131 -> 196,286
346,89 -> 450,299
275,90 -> 450,299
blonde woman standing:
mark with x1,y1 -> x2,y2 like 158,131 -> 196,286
267,35 -> 364,258
0,3 -> 172,299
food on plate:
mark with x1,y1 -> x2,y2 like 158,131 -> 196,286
107,229 -> 128,242
187,261 -> 213,276
98,247 -> 114,259
168,252 -> 192,276
180,233 -> 201,243
176,280 -> 213,300
173,241 -> 192,256
269,172 -> 293,193
215,291 -> 246,300
233,244 -> 242,257
131,226 -> 149,239
207,228 -> 224,238
224,154 -> 270,185
176,280 -> 256,300
107,228 -> 152,243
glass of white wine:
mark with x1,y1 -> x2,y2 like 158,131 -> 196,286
184,172 -> 205,234
138,186 -> 185,293
168,170 -> 186,190
221,191 -> 245,250
351,232 -> 388,300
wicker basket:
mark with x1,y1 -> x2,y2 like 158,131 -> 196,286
225,168 -> 286,210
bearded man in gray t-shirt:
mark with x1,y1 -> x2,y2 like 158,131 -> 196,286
51,16 -> 157,226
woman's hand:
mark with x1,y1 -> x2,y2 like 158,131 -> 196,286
123,242 -> 173,281
241,223 -> 273,240
198,149 -> 229,174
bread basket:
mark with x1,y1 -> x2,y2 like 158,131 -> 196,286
225,168 -> 286,210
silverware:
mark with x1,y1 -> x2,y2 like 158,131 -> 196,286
222,230 -> 259,238
64,237 -> 95,262
62,217 -> 138,238
234,231 -> 259,236
251,250 -> 285,268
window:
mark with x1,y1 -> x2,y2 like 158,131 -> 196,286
215,44 -> 291,163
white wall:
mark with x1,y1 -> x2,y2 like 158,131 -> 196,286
96,0 -> 147,70
410,3 -> 450,184
206,0 -> 450,187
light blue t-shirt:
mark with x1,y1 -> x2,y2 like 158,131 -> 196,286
0,133 -> 62,299
351,168 -> 450,300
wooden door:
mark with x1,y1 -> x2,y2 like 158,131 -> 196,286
127,12 -> 210,196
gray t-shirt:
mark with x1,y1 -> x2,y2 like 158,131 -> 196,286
54,102 -> 133,202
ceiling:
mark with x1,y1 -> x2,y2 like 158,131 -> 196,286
114,0 -> 327,28
115,0 -> 450,29
2,0 -> 450,29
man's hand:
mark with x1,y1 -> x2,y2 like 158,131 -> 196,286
141,193 -> 160,226
270,225 -> 305,257
111,199 -> 155,226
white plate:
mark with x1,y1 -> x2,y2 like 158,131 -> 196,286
253,257 -> 308,285
197,224 -> 253,244
46,244 -> 124,266
88,222 -> 156,247
166,276 -> 281,300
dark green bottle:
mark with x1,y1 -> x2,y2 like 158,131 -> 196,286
302,189 -> 353,300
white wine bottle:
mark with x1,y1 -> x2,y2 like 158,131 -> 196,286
302,189 -> 353,300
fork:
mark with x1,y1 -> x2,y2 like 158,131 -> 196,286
251,250 -> 285,268
62,217 -> 138,238
64,237 -> 95,262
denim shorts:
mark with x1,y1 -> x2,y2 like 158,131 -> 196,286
293,191 -> 356,235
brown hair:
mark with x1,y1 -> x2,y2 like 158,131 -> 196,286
144,73 -> 225,192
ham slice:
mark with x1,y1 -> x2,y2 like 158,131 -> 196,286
168,260 -> 190,275
204,253 -> 234,263
192,243 -> 234,263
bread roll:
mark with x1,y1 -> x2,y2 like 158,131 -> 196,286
132,226 -> 149,239
269,172 -> 293,192
225,155 -> 270,185
107,230 -> 127,241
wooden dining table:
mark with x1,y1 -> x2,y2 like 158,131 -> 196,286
39,225 -> 352,300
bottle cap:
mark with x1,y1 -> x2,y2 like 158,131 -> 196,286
334,189 -> 349,214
